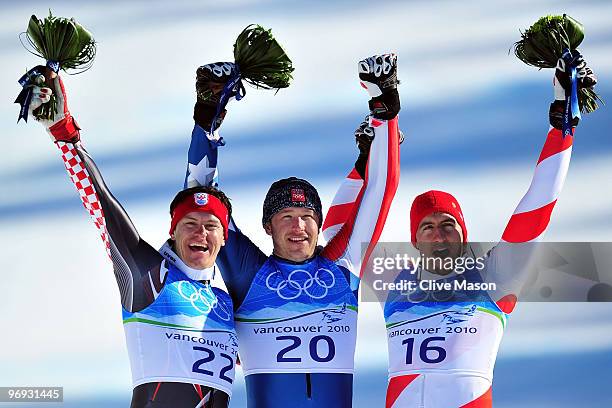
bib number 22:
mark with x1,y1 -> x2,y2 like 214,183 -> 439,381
192,346 -> 234,383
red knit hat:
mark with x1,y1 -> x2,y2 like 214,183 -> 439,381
410,190 -> 467,243
169,192 -> 229,239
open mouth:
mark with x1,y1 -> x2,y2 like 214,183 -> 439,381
189,243 -> 209,253
288,237 -> 308,243
432,248 -> 450,258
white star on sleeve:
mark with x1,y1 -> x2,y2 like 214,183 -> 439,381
187,156 -> 218,188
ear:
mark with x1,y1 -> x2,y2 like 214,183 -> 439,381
264,222 -> 272,236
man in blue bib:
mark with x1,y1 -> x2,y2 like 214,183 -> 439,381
185,54 -> 402,407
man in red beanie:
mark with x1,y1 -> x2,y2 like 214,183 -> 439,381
322,52 -> 598,407
379,55 -> 598,408
409,190 -> 468,275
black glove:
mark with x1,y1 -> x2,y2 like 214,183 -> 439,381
194,62 -> 242,131
354,115 -> 404,178
549,51 -> 597,129
358,54 -> 400,120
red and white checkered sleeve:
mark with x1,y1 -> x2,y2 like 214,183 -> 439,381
56,141 -> 111,258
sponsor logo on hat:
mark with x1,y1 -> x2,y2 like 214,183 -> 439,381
194,193 -> 209,206
291,188 -> 306,203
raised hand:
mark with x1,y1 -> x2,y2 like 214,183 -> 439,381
358,54 -> 400,120
28,71 -> 81,143
194,62 -> 244,133
553,51 -> 597,101
550,51 -> 598,130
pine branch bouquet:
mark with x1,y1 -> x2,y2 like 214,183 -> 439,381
16,10 -> 95,121
233,24 -> 294,90
195,24 -> 294,134
513,14 -> 602,113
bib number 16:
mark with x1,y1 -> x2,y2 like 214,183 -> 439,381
402,336 -> 446,364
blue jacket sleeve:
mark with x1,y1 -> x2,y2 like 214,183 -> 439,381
183,124 -> 267,308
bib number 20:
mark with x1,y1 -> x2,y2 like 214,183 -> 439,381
403,336 -> 446,364
276,335 -> 335,363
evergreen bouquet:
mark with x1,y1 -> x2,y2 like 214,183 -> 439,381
233,24 -> 294,91
513,14 -> 602,113
195,24 -> 294,134
16,11 -> 95,121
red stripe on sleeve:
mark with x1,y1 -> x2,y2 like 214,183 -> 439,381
322,188 -> 366,261
386,374 -> 419,408
496,294 -> 518,314
347,168 -> 362,180
537,128 -> 573,165
322,117 -> 400,270
459,386 -> 492,408
360,116 -> 400,277
322,202 -> 355,231
501,200 -> 557,243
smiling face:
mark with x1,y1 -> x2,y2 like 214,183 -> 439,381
265,207 -> 320,262
171,212 -> 226,269
414,212 -> 465,274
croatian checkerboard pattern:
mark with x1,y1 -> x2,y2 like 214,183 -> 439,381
56,141 -> 111,258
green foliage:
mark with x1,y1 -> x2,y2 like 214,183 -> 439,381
26,10 -> 96,72
234,24 -> 294,90
23,10 -> 96,120
514,14 -> 583,68
514,14 -> 601,113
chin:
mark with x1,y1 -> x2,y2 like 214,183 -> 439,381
188,258 -> 212,270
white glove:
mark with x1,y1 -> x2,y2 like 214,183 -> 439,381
30,73 -> 81,142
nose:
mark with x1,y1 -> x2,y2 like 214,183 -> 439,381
194,224 -> 208,236
291,216 -> 306,230
430,226 -> 445,242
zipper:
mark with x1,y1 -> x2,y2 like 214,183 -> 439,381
306,373 -> 312,399
420,373 -> 426,408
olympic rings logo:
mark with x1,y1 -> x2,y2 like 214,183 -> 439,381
177,281 -> 231,321
265,268 -> 336,300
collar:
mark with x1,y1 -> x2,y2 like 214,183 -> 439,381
418,267 -> 460,281
159,240 -> 216,281
270,245 -> 323,265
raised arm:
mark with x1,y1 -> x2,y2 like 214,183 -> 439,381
184,63 -> 267,307
486,55 -> 598,312
322,54 -> 401,291
29,73 -> 163,312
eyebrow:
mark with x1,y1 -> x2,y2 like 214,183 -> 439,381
182,216 -> 220,224
420,217 -> 456,228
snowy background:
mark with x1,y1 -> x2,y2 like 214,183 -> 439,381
1,0 -> 611,406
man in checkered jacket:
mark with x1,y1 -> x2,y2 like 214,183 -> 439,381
25,70 -> 238,408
